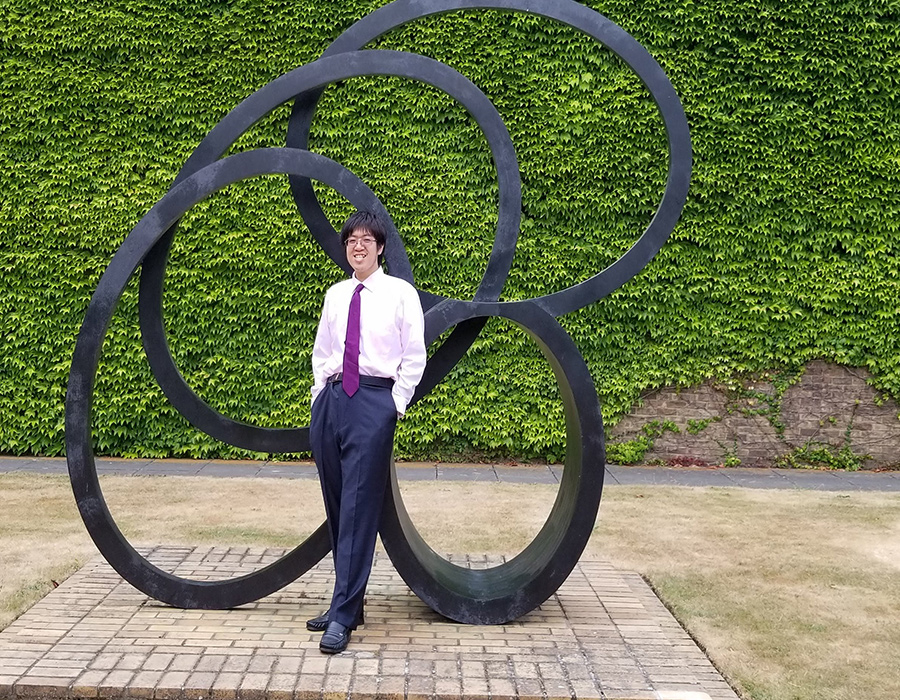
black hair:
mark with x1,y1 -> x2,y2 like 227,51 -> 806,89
339,210 -> 387,264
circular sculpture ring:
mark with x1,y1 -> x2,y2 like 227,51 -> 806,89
285,0 -> 691,403
381,298 -> 605,624
136,49 -> 519,454
67,148 -> 400,609
288,0 -> 692,316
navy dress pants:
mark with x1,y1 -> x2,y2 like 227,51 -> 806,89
309,380 -> 397,629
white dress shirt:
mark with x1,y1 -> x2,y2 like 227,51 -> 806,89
311,267 -> 427,415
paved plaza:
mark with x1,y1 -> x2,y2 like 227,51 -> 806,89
0,547 -> 737,700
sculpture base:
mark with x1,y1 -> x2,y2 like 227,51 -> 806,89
0,547 -> 736,700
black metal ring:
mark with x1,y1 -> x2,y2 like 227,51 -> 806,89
381,298 -> 605,624
286,0 -> 691,407
136,50 -> 519,453
287,0 -> 691,316
66,148 -> 399,608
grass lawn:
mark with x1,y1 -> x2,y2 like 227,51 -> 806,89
1,472 -> 898,700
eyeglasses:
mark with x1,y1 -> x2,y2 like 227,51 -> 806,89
345,236 -> 378,248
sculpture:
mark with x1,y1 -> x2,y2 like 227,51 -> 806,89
66,0 -> 690,624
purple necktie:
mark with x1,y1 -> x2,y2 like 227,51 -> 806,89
342,283 -> 365,397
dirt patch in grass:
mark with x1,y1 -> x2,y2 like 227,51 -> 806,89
1,473 -> 898,700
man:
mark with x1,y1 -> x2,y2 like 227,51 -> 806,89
308,210 -> 426,654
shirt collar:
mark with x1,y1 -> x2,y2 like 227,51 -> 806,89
352,265 -> 385,291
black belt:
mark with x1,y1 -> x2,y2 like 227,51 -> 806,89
327,373 -> 394,389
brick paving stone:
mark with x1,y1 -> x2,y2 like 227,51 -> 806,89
293,680 -> 324,700
655,684 -> 714,696
604,691 -> 657,700
320,670 -> 350,700
266,673 -> 297,697
271,657 -> 301,675
325,655 -> 354,675
0,665 -> 30,680
486,676 -> 517,699
459,676 -> 490,700
569,678 -> 603,698
543,677 -> 571,700
379,657 -> 407,676
405,673 -> 434,700
238,672 -> 269,695
354,657 -> 379,676
459,660 -> 485,680
245,657 -> 277,674
513,676 -> 544,698
12,676 -> 68,698
434,676 -> 462,698
512,660 -> 539,679
193,655 -> 227,674
537,661 -> 566,680
433,659 -> 459,680
125,670 -> 165,698
184,671 -> 217,694
156,670 -> 190,699
349,674 -> 378,696
143,653 -> 174,671
406,658 -> 432,676
169,653 -> 200,671
299,656 -> 327,676
22,665 -> 81,680
211,672 -> 243,700
71,670 -> 108,697
375,674 -> 405,700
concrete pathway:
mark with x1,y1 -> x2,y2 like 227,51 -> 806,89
2,455 -> 899,491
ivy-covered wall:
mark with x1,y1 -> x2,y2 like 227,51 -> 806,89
2,0 -> 899,461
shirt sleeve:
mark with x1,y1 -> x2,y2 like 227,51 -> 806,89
310,292 -> 333,405
392,286 -> 427,415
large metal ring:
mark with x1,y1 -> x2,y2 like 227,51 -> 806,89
288,0 -> 692,317
381,298 -> 605,624
67,149 -> 396,609
286,0 -> 691,403
136,50 -> 519,453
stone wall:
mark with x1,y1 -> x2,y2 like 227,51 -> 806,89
607,361 -> 900,469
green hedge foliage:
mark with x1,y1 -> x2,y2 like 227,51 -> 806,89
2,0 -> 899,460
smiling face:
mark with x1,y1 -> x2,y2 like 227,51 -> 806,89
344,226 -> 384,281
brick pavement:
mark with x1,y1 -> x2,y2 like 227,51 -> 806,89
0,547 -> 738,700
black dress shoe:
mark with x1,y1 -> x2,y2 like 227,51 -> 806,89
306,611 -> 329,632
306,608 -> 364,632
319,621 -> 351,654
